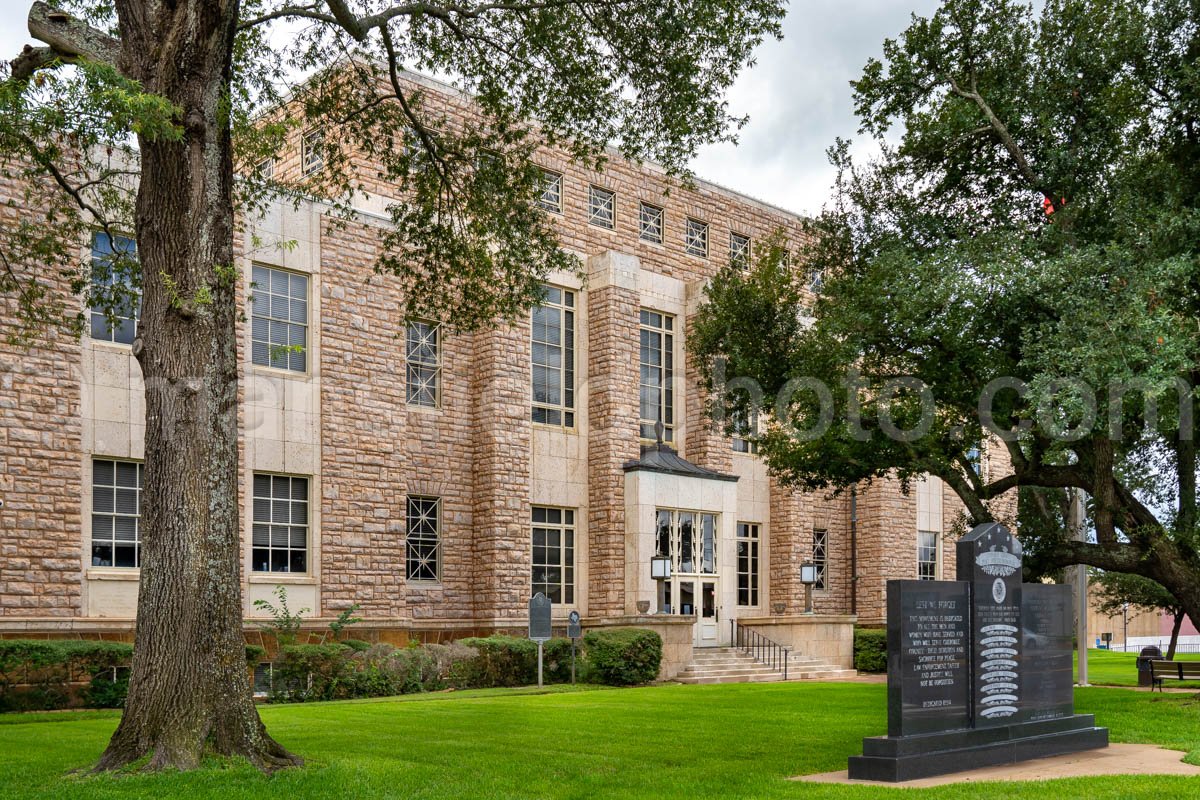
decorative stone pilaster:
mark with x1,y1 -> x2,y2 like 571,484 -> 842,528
586,251 -> 641,618
683,278 -> 734,475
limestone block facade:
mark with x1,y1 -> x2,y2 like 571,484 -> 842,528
0,72 -> 1014,658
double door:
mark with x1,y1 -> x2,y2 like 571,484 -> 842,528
655,509 -> 722,647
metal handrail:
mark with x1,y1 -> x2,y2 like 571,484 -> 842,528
730,620 -> 790,681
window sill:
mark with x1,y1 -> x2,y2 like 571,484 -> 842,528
86,339 -> 135,353
406,403 -> 442,415
250,364 -> 312,381
406,581 -> 443,590
86,568 -> 140,581
248,573 -> 317,585
532,421 -> 577,434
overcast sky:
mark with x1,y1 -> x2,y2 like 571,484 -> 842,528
0,0 -> 940,215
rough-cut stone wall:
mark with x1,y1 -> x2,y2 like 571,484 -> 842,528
586,254 -> 640,617
853,476 -> 920,624
767,478 -> 805,615
470,319 -> 532,622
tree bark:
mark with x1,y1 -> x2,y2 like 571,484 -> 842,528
1167,609 -> 1185,661
92,0 -> 300,773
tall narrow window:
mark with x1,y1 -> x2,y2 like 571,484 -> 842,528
251,265 -> 308,372
91,459 -> 142,568
302,128 -> 323,175
639,202 -> 664,243
736,522 -> 760,606
729,232 -> 752,269
918,531 -> 939,580
89,231 -> 140,345
588,185 -> 615,229
406,321 -> 441,407
531,286 -> 575,426
252,474 -> 309,574
537,170 -> 563,213
406,495 -> 441,581
812,528 -> 828,590
685,217 -> 708,257
639,309 -> 674,440
731,407 -> 759,454
531,507 -> 575,603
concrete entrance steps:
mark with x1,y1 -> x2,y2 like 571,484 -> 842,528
675,647 -> 857,684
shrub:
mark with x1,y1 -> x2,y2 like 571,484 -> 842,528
452,635 -> 538,688
583,628 -> 661,686
348,644 -> 437,697
244,644 -> 267,665
272,643 -> 355,702
425,641 -> 479,688
854,628 -> 888,673
0,639 -> 133,711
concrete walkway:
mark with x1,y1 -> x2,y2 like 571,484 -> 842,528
795,743 -> 1200,788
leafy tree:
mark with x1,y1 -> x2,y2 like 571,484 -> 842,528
0,0 -> 785,772
692,0 -> 1200,633
1093,571 -> 1187,659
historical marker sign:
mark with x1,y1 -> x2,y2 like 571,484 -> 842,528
567,610 -> 582,640
529,592 -> 552,642
887,581 -> 970,737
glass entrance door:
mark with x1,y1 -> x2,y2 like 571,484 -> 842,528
656,509 -> 722,647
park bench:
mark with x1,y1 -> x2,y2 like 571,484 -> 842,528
1149,659 -> 1200,691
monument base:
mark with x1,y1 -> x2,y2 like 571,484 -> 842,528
847,715 -> 1109,782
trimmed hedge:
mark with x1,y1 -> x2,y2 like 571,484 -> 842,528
853,628 -> 887,673
0,640 -> 133,711
583,628 -> 661,686
450,635 -> 577,688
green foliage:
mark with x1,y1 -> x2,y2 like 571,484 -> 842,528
244,644 -> 267,665
0,639 -> 133,711
853,628 -> 888,673
581,628 -> 661,686
252,585 -> 309,648
271,644 -> 356,703
325,604 -> 363,642
1093,571 -> 1182,618
452,635 -> 540,688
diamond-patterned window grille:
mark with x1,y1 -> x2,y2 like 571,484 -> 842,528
251,265 -> 308,372
406,321 -> 441,407
91,459 -> 143,568
406,496 -> 441,582
812,528 -> 828,590
736,522 -> 760,606
917,530 -> 939,580
532,506 -> 575,604
588,185 -> 615,229
537,170 -> 563,213
639,202 -> 663,243
252,474 -> 309,574
531,286 -> 574,427
302,128 -> 323,175
685,217 -> 708,257
730,232 -> 752,269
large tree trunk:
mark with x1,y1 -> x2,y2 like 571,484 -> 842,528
1167,610 -> 1185,661
95,0 -> 299,772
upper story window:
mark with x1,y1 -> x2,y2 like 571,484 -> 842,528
588,185 -> 615,229
808,267 -> 825,294
813,528 -> 828,590
537,170 -> 563,214
252,473 -> 309,574
639,202 -> 664,243
251,265 -> 308,372
406,495 -> 441,582
730,232 -> 752,269
731,407 -> 759,454
255,158 -> 274,179
685,217 -> 708,257
302,129 -> 323,175
532,506 -> 575,604
406,321 -> 441,408
91,459 -> 142,568
531,286 -> 575,427
639,309 -> 674,441
918,530 -> 939,580
89,231 -> 140,346
736,522 -> 760,606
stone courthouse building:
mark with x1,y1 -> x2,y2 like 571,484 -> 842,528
0,73 -> 1000,675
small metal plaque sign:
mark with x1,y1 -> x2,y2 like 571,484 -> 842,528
567,610 -> 582,639
529,592 -> 552,642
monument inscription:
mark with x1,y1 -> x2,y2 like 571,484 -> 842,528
887,581 -> 970,736
1021,582 -> 1074,722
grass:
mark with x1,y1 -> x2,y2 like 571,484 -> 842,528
1076,648 -> 1200,688
1,682 -> 1199,799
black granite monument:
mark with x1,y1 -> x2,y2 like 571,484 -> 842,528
847,523 -> 1107,782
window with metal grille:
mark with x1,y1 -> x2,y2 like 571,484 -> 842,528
256,158 -> 274,179
685,217 -> 708,257
812,528 -> 828,590
252,474 -> 309,573
588,185 -> 615,228
730,232 -> 752,269
532,506 -> 575,604
302,129 -> 323,175
918,530 -> 939,580
531,286 -> 574,426
537,170 -> 563,213
736,522 -> 760,606
91,459 -> 142,568
639,202 -> 663,243
656,509 -> 718,576
89,231 -> 140,345
406,321 -> 441,407
251,265 -> 308,372
406,496 -> 440,582
639,309 -> 674,440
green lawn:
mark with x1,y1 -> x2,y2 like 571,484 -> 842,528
1,683 -> 1199,799
1076,648 -> 1200,688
